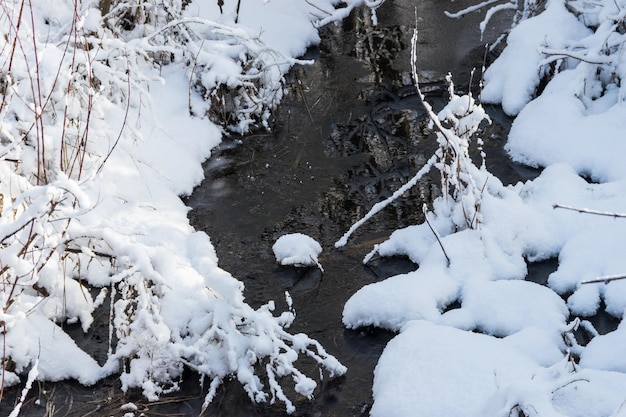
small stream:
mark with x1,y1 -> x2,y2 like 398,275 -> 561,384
184,1 -> 532,416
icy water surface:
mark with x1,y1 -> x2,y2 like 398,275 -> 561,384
0,1 -> 548,416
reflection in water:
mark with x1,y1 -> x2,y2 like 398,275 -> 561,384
354,10 -> 405,85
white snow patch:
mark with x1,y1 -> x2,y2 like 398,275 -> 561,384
273,233 -> 324,271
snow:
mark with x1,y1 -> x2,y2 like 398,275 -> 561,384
480,0 -> 591,116
3,0 -> 626,414
505,70 -> 626,182
371,320 -> 540,417
580,322 -> 626,372
273,233 -> 324,270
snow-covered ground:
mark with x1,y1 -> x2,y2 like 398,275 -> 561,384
2,0 -> 626,415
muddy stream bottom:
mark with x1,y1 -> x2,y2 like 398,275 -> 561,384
1,1 -> 563,416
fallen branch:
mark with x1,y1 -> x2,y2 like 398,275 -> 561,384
553,204 -> 626,218
581,274 -> 626,284
334,153 -> 438,248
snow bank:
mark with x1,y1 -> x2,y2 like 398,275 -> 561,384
374,321 -> 626,417
506,70 -> 626,182
481,0 -> 591,115
371,320 -> 539,417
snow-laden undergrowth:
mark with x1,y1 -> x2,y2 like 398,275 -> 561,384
0,0 -> 377,413
337,0 -> 626,415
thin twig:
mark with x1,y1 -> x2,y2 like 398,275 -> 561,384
410,12 -> 459,153
582,274 -> 626,284
304,0 -> 332,16
0,322 -> 6,403
235,0 -> 242,23
188,40 -> 205,115
539,48 -> 612,65
553,204 -> 626,218
423,204 -> 450,266
97,59 -> 131,175
296,77 -> 315,123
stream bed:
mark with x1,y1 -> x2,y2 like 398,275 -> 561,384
0,1 -> 559,416
183,1 -> 535,416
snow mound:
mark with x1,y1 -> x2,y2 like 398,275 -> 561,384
372,320 -> 626,417
371,320 -> 538,417
273,233 -> 323,271
480,0 -> 591,115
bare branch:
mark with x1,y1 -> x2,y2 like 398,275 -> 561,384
553,204 -> 626,218
582,274 -> 626,284
423,204 -> 450,266
539,48 -> 613,65
445,0 -> 505,19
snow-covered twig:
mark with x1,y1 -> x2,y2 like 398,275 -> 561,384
581,274 -> 626,284
334,154 -> 438,248
553,204 -> 626,218
445,0 -> 503,19
8,357 -> 38,417
336,14 -> 490,249
446,0 -> 543,44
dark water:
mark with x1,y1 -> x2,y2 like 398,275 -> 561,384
0,1 -> 554,416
